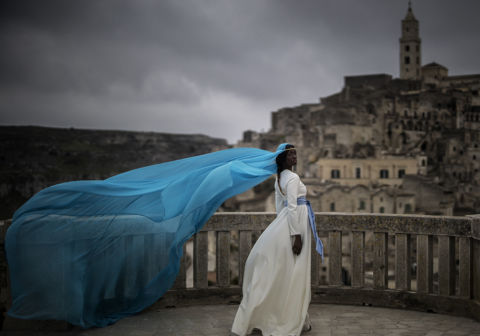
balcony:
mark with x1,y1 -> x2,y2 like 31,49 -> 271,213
1,213 -> 479,334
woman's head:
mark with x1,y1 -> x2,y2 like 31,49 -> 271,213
276,144 -> 296,171
276,144 -> 296,193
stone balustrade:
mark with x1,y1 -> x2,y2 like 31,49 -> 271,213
1,212 -> 479,323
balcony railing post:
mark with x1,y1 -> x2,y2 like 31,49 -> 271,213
1,220 -> 12,309
238,230 -> 252,286
373,232 -> 388,289
471,217 -> 480,301
416,234 -> 433,294
438,235 -> 455,296
328,231 -> 342,286
458,237 -> 472,298
351,231 -> 365,288
473,238 -> 480,301
144,235 -> 154,284
194,231 -> 208,288
395,233 -> 411,291
216,231 -> 230,287
173,243 -> 187,289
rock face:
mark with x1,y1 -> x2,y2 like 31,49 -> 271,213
0,126 -> 228,219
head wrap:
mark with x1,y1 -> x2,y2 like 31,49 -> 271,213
6,144 -> 290,327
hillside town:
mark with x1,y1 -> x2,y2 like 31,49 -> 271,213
234,3 -> 480,216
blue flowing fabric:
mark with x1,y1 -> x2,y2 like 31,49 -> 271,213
6,144 -> 291,328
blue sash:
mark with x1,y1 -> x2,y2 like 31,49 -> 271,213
286,196 -> 324,262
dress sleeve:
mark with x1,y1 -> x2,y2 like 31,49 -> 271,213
275,180 -> 285,216
285,173 -> 301,236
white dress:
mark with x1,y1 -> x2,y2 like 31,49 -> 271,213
232,169 -> 311,336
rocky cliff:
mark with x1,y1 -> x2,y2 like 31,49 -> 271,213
0,126 -> 228,219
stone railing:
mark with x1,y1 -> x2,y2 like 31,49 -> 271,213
1,213 -> 480,323
160,212 -> 480,321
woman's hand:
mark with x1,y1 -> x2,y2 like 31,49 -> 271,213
292,234 -> 302,255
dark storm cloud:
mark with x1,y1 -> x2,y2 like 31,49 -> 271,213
1,0 -> 479,143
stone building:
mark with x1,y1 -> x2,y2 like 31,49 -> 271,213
313,157 -> 425,185
234,3 -> 479,215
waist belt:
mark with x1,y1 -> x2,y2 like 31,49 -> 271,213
285,196 -> 324,261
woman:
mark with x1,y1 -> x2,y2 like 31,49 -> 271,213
232,144 -> 323,336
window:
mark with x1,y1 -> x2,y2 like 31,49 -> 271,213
405,45 -> 410,52
331,169 -> 340,179
405,56 -> 410,65
416,45 -> 419,52
416,57 -> 419,65
380,169 -> 389,178
379,207 -> 385,213
355,167 -> 361,178
359,200 -> 366,210
474,155 -> 477,160
421,160 -> 426,167
398,169 -> 406,178
330,202 -> 335,212
405,204 -> 412,213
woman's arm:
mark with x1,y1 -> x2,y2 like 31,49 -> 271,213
274,180 -> 285,216
285,173 -> 302,255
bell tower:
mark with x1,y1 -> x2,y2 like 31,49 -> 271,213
400,1 -> 421,79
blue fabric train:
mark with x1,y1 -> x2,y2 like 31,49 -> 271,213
6,144 -> 292,328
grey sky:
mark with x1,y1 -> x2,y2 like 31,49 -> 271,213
1,0 -> 479,144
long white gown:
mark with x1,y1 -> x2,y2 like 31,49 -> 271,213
231,169 -> 311,336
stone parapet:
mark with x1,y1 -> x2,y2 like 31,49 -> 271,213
1,212 -> 480,329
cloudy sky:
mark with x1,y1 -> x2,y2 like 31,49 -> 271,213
1,0 -> 479,144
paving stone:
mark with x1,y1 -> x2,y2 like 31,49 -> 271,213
2,304 -> 480,335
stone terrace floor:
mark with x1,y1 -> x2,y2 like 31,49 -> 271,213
3,304 -> 480,336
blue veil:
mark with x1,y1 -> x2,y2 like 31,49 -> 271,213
6,144 -> 291,328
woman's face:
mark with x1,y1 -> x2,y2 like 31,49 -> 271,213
286,149 -> 297,167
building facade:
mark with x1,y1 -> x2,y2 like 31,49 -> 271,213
233,3 -> 479,216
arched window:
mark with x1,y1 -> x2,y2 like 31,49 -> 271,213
359,200 -> 366,210
379,207 -> 385,213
